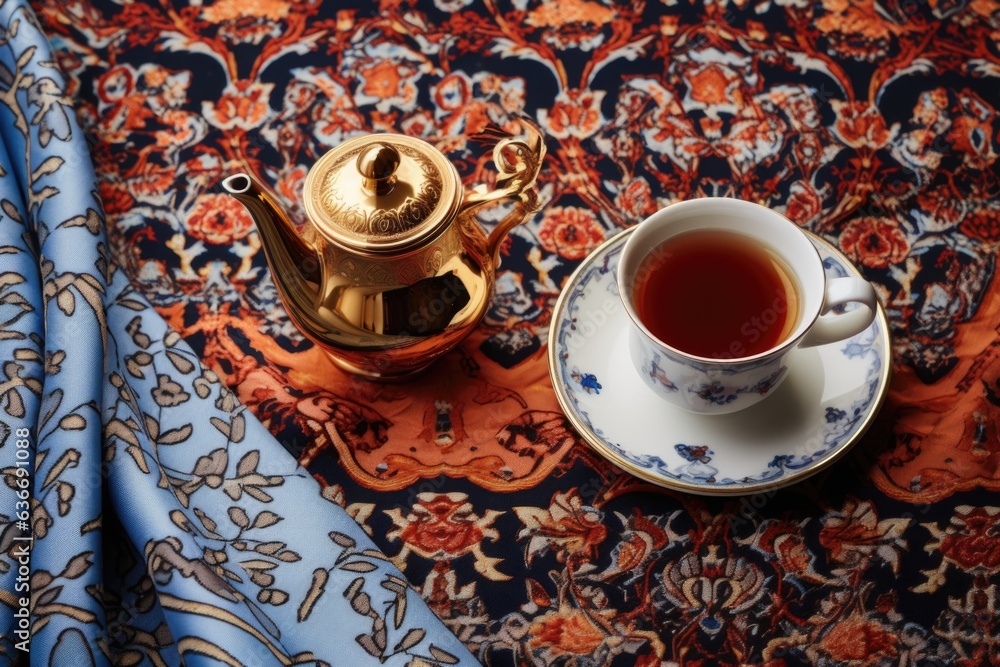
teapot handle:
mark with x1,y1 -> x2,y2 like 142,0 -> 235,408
461,119 -> 546,268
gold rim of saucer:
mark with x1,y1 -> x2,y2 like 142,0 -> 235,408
546,226 -> 893,496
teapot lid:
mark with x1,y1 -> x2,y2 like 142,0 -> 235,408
303,133 -> 462,254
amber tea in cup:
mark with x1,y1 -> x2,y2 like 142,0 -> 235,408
634,229 -> 800,359
618,197 -> 879,414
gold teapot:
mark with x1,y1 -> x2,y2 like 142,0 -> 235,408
223,120 -> 545,380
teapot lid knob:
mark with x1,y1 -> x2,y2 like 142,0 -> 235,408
303,134 -> 462,254
357,143 -> 400,195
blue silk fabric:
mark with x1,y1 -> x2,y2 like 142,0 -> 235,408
0,3 -> 477,664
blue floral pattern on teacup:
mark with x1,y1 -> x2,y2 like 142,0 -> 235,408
631,328 -> 790,413
643,352 -> 679,392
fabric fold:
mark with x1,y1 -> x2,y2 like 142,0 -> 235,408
0,2 -> 478,664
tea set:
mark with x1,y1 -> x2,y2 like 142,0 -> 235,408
224,120 -> 890,495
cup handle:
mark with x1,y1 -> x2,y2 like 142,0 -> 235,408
799,277 -> 879,348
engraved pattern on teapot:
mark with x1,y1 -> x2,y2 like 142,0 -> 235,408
325,231 -> 461,287
313,144 -> 442,241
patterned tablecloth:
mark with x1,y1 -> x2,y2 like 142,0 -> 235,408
8,0 -> 1000,664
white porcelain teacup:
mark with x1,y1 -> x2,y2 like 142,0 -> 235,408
617,198 -> 879,415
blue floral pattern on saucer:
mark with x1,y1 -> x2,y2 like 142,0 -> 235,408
548,229 -> 891,495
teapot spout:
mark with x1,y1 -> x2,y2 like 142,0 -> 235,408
222,172 -> 323,325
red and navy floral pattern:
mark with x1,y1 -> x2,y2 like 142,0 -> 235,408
30,0 -> 1000,664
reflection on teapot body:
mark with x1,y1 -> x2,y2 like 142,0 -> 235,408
382,272 -> 471,336
223,122 -> 544,380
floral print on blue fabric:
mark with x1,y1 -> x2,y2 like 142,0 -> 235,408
0,4 -> 476,665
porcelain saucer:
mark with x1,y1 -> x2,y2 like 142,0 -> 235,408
547,228 -> 891,496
